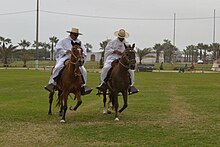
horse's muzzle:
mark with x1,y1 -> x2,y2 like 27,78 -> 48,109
129,59 -> 136,70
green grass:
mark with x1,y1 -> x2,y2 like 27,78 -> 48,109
0,70 -> 220,146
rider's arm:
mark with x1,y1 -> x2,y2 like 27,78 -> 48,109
54,40 -> 66,59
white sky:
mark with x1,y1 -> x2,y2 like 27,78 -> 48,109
0,0 -> 219,51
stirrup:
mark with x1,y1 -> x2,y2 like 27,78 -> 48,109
128,86 -> 139,95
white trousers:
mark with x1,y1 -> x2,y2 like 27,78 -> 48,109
100,60 -> 135,86
48,55 -> 87,87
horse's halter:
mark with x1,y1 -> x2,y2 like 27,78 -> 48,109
69,42 -> 83,66
69,47 -> 82,64
120,47 -> 136,70
68,43 -> 83,76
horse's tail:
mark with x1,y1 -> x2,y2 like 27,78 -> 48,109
56,90 -> 63,107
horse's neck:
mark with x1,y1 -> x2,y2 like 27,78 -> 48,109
118,58 -> 129,71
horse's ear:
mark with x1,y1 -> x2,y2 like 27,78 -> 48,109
132,43 -> 135,49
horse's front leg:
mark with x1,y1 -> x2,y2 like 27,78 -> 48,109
119,90 -> 128,113
71,91 -> 82,111
48,91 -> 54,115
57,90 -> 63,116
60,92 -> 68,123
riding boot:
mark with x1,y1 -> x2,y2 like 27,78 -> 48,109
44,83 -> 55,93
81,85 -> 93,95
128,85 -> 139,95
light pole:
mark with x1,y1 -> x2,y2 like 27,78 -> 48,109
35,0 -> 39,69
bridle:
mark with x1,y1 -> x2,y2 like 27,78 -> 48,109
119,49 -> 136,70
68,46 -> 83,76
69,46 -> 83,65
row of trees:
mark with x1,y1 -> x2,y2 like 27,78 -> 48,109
183,43 -> 220,63
0,36 -> 93,67
0,36 -> 59,67
1,35 -> 220,67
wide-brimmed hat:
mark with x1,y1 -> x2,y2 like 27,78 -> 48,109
114,29 -> 129,38
67,28 -> 82,35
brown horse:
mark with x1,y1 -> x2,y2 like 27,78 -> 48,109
48,41 -> 84,123
102,43 -> 136,121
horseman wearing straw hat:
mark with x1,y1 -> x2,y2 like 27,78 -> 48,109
44,27 -> 92,95
96,29 -> 139,94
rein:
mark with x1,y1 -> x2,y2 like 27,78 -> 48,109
119,59 -> 129,69
67,49 -> 82,77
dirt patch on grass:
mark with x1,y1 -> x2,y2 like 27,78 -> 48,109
167,85 -> 195,125
1,122 -> 60,146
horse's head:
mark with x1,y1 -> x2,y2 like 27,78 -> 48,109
123,43 -> 136,70
70,41 -> 84,66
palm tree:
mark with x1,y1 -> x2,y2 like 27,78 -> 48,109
49,36 -> 59,60
0,36 -> 18,66
209,43 -> 220,60
197,43 -> 204,60
136,47 -> 153,64
18,39 -> 31,67
202,44 -> 209,63
99,39 -> 111,68
41,42 -> 51,60
153,43 -> 162,63
186,45 -> 197,63
84,43 -> 93,53
162,39 -> 177,63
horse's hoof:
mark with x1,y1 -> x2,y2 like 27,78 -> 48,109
69,106 -> 74,110
114,117 -> 119,121
107,110 -> 112,114
60,119 -> 66,123
48,112 -> 52,115
103,110 -> 107,114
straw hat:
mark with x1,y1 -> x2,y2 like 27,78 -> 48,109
114,29 -> 129,38
67,28 -> 82,35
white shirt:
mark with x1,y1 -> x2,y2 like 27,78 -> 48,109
55,36 -> 87,61
104,38 -> 129,63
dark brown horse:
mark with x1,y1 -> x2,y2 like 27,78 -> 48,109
48,41 -> 84,123
102,43 -> 136,121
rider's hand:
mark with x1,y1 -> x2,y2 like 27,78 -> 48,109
66,50 -> 71,54
113,50 -> 122,56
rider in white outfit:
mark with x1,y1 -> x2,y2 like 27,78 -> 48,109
97,29 -> 139,94
44,28 -> 92,95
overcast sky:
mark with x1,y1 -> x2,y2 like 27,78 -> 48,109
0,0 -> 219,51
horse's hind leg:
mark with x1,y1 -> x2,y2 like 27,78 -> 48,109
119,91 -> 128,113
102,90 -> 109,114
112,92 -> 119,121
107,92 -> 113,114
48,91 -> 54,115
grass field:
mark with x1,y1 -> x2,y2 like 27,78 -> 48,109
0,69 -> 220,146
